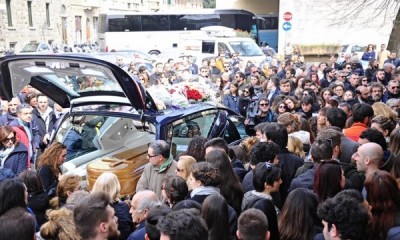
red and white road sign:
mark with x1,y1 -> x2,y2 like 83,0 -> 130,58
283,12 -> 293,21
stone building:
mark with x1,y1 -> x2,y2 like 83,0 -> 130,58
0,0 -> 203,53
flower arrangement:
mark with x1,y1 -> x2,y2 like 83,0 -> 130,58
147,81 -> 216,110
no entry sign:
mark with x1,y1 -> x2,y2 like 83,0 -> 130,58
283,12 -> 293,21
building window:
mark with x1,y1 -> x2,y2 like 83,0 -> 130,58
28,1 -> 33,27
6,0 -> 12,27
46,3 -> 50,27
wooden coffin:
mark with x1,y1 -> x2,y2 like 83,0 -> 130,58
86,144 -> 148,196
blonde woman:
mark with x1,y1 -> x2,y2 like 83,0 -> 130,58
92,172 -> 133,239
287,136 -> 305,159
176,155 -> 197,190
50,174 -> 81,209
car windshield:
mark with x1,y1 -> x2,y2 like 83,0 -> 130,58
229,41 -> 264,56
21,43 -> 39,52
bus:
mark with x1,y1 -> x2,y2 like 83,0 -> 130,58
255,14 -> 279,51
97,9 -> 259,55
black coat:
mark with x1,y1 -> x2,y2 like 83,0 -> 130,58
28,190 -> 50,227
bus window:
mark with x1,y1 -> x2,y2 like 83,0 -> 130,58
142,15 -> 169,31
108,16 -> 126,32
126,15 -> 141,31
170,15 -> 197,30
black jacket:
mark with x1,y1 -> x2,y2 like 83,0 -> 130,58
28,190 -> 50,227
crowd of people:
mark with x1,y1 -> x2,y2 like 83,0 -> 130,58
0,43 -> 400,240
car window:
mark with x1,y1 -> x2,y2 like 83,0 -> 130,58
55,114 -> 156,161
352,45 -> 365,53
170,113 -> 216,158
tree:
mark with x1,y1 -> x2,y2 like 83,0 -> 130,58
331,0 -> 400,54
203,0 -> 216,8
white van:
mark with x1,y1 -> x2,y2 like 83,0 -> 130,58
179,26 -> 266,66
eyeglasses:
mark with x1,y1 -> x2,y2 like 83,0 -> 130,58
224,66 -> 230,68
252,71 -> 259,74
279,105 -> 287,109
259,103 -> 269,107
176,168 -> 184,172
147,154 -> 158,158
2,136 -> 15,143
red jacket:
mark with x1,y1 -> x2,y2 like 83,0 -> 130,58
343,122 -> 368,142
11,126 -> 31,167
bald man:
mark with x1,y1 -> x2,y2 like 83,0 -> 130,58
354,142 -> 383,177
128,190 -> 160,240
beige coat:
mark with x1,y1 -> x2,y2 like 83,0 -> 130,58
136,160 -> 177,200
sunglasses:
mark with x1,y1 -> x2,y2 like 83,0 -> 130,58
2,136 -> 15,143
259,103 -> 269,107
391,86 -> 399,89
252,71 -> 259,73
279,105 -> 287,109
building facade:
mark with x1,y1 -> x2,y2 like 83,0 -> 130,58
0,0 -> 203,53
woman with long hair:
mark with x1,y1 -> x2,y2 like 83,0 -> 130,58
365,170 -> 400,239
202,194 -> 231,240
0,178 -> 28,216
91,172 -> 134,240
361,44 -> 376,61
273,100 -> 288,116
223,80 -> 240,114
205,149 -> 244,215
183,136 -> 207,162
313,160 -> 345,202
278,188 -> 322,240
365,59 -> 379,81
0,125 -> 28,175
284,96 -> 299,113
36,142 -> 67,195
20,169 -> 49,226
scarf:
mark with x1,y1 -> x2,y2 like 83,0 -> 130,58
0,145 -> 15,168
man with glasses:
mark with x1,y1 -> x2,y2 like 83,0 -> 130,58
383,80 -> 400,103
136,140 -> 177,200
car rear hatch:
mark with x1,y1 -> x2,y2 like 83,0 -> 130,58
0,54 -> 158,113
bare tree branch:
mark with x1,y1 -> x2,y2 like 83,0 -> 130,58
329,0 -> 400,26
